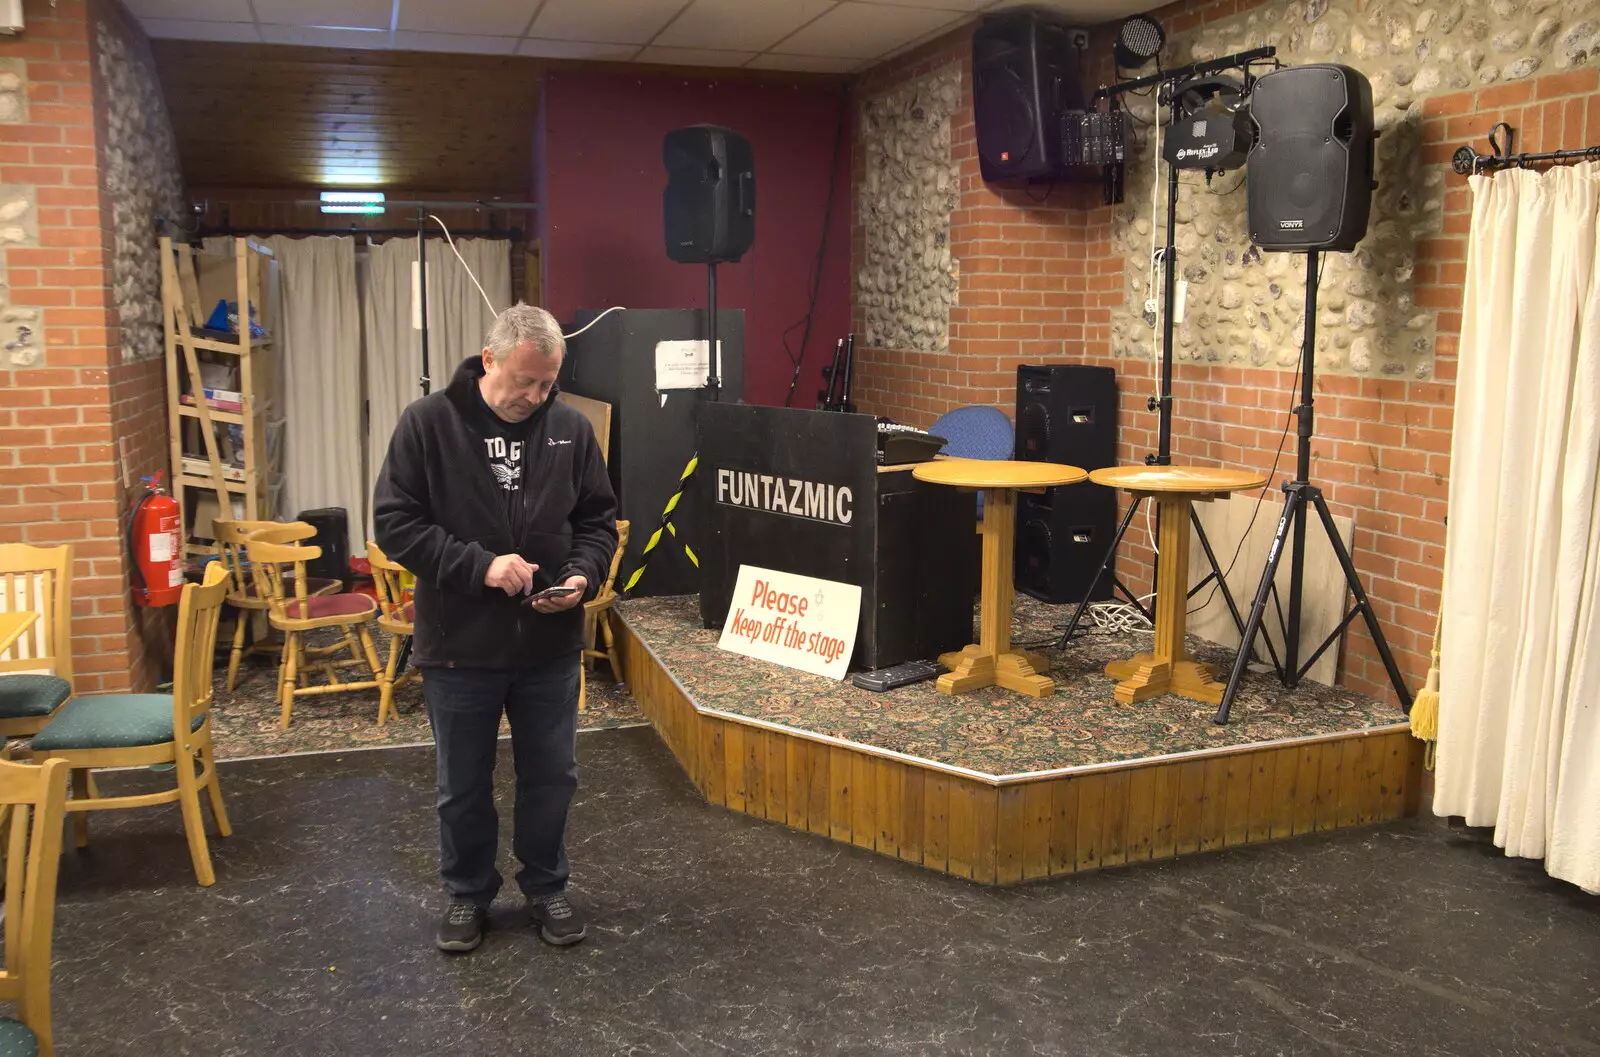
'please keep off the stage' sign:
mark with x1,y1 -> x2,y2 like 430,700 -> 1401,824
717,565 -> 861,680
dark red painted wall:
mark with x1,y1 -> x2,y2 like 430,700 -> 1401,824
539,70 -> 853,408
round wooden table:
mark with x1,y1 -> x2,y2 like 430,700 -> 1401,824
912,458 -> 1088,697
1089,465 -> 1268,705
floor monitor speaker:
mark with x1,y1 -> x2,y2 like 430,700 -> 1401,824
1013,365 -> 1118,604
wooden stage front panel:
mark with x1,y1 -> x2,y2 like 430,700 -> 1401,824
618,622 -> 1425,885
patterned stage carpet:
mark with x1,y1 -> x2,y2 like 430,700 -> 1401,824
617,594 -> 1410,776
207,631 -> 645,760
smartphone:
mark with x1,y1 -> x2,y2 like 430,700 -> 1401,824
523,584 -> 578,604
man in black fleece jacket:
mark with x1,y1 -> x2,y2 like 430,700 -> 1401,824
374,302 -> 617,953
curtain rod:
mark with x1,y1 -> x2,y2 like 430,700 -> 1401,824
193,225 -> 525,239
1452,122 -> 1600,174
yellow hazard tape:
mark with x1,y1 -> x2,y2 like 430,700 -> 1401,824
622,453 -> 700,592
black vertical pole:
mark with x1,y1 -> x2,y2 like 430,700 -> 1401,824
418,208 -> 431,394
1155,158 -> 1179,466
706,261 -> 720,400
1284,249 -> 1320,682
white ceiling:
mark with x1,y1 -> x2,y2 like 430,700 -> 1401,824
130,0 -> 1154,72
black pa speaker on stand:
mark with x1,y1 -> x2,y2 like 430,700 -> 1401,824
1245,63 -> 1376,252
1214,63 -> 1413,724
1013,365 -> 1118,604
663,125 -> 755,265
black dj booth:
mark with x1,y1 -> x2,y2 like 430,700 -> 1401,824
696,404 -> 979,670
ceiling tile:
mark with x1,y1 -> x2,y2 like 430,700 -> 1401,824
253,0 -> 394,30
516,37 -> 640,58
138,17 -> 261,41
745,52 -> 861,73
396,0 -> 540,36
124,0 -> 252,19
257,24 -> 393,48
391,30 -> 520,53
774,1 -> 964,59
635,45 -> 756,67
653,0 -> 836,52
528,0 -> 688,45
850,0 -> 992,8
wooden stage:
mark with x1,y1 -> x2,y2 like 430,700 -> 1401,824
614,597 -> 1424,885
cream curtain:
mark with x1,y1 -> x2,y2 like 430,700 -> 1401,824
362,237 -> 511,539
1435,163 -> 1600,894
266,235 -> 366,556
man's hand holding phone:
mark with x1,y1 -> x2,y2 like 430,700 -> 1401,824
528,574 -> 587,613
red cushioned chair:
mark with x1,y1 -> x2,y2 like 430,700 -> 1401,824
213,519 -> 342,692
245,531 -> 383,729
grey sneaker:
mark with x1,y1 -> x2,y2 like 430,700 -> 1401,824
528,892 -> 587,946
436,900 -> 487,952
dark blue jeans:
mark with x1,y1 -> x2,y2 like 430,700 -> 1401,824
421,653 -> 581,908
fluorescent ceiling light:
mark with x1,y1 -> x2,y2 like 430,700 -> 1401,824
320,191 -> 385,204
321,204 -> 386,214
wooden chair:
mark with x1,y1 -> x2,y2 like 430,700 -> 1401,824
213,519 -> 340,691
365,541 -> 417,726
0,755 -> 68,1055
31,564 -> 233,887
247,534 -> 383,729
0,544 -> 74,739
580,520 -> 630,713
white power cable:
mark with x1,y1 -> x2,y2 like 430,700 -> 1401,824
561,306 -> 626,339
424,212 -> 625,340
1088,598 -> 1156,634
427,214 -> 498,316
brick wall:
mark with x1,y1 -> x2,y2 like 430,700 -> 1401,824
850,0 -> 1600,707
0,0 -> 181,694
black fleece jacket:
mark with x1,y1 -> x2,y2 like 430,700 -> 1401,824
373,356 -> 618,669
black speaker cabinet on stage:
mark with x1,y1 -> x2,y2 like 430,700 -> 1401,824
697,404 -> 978,670
1246,64 -> 1376,252
1013,364 -> 1118,605
663,125 -> 756,264
559,308 -> 744,598
972,9 -> 1086,183
297,507 -> 350,589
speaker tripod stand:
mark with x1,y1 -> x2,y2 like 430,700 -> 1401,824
1213,249 -> 1412,724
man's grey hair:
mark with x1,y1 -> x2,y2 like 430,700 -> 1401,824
485,302 -> 565,363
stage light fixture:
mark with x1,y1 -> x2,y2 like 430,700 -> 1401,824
1115,14 -> 1164,69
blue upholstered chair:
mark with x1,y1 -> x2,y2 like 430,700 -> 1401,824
928,406 -> 1015,517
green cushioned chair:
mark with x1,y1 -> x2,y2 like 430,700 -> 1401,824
0,543 -> 75,740
0,756 -> 70,1057
0,677 -> 70,724
33,565 -> 234,888
30,695 -> 205,752
0,1017 -> 41,1057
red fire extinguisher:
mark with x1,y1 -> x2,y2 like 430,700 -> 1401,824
128,472 -> 183,607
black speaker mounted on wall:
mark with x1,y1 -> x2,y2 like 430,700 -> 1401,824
973,9 -> 1087,183
1245,64 -> 1377,252
663,124 -> 755,264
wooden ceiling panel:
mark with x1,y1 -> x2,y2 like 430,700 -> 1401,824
150,40 -> 542,193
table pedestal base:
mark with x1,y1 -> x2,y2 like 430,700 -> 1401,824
1105,654 -> 1225,705
937,645 -> 1054,697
